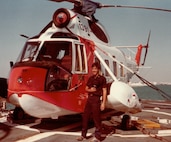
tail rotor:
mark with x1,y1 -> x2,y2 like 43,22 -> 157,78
142,31 -> 151,66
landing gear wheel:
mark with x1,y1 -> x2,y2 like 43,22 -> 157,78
121,114 -> 130,130
13,107 -> 25,120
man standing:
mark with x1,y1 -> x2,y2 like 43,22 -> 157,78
77,62 -> 107,142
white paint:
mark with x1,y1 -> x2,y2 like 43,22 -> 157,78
18,94 -> 77,118
112,133 -> 171,138
15,125 -> 40,133
158,130 -> 171,134
158,119 -> 171,124
143,109 -> 171,116
107,81 -> 141,113
16,131 -> 171,142
16,132 -> 91,142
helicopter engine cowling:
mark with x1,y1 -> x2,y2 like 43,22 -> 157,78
53,8 -> 71,28
106,81 -> 141,114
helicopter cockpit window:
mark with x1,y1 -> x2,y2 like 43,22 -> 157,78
17,42 -> 40,62
74,43 -> 87,73
37,41 -> 72,70
46,65 -> 71,91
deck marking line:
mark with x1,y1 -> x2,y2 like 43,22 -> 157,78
142,109 -> 171,116
14,125 -> 40,133
147,102 -> 171,106
16,132 -> 92,142
16,130 -> 171,142
158,130 -> 171,134
111,133 -> 171,138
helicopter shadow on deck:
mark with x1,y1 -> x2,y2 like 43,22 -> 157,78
0,123 -> 12,141
0,111 -> 137,142
31,114 -> 83,132
30,113 -> 117,141
30,111 -> 134,141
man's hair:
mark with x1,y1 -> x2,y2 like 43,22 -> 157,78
92,62 -> 101,69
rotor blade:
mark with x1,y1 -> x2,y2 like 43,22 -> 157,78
100,4 -> 171,13
142,31 -> 151,65
49,0 -> 81,5
49,0 -> 171,12
49,0 -> 64,2
141,48 -> 148,66
146,30 -> 151,47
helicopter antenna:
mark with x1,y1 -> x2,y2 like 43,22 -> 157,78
20,34 -> 29,39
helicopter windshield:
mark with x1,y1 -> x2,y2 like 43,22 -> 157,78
17,42 -> 40,62
37,41 -> 72,70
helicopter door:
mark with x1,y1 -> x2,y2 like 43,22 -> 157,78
74,43 -> 88,74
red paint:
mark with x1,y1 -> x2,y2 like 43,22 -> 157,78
135,44 -> 143,66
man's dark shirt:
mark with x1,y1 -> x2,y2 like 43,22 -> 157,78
86,75 -> 106,96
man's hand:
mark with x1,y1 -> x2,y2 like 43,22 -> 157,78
85,86 -> 96,93
100,103 -> 105,111
90,87 -> 96,92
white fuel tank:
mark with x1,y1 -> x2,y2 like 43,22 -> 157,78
106,81 -> 141,114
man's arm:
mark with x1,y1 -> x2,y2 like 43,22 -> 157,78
100,87 -> 107,111
85,86 -> 96,93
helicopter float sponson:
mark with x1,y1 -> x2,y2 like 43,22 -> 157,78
7,0 -> 148,119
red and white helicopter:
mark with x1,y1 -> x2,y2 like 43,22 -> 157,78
6,0 -> 171,121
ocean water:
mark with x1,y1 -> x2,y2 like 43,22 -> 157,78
133,84 -> 171,101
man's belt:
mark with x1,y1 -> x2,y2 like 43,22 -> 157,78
89,94 -> 100,97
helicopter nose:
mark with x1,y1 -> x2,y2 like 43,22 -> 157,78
8,66 -> 47,93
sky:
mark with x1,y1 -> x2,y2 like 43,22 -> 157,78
0,0 -> 171,83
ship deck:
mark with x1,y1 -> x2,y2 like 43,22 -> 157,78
0,99 -> 171,142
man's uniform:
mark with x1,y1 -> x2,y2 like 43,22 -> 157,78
81,74 -> 107,140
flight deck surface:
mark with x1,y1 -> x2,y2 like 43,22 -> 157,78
0,100 -> 171,142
